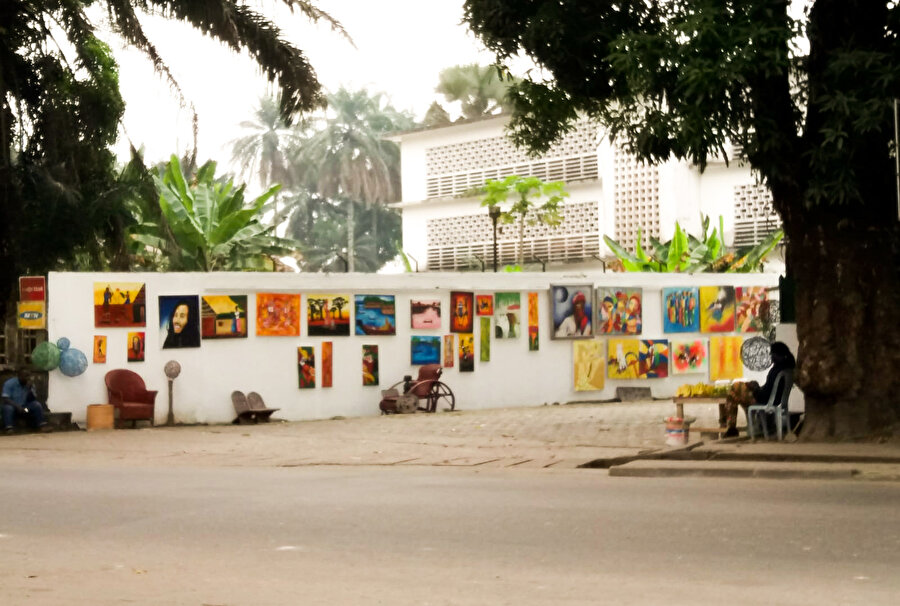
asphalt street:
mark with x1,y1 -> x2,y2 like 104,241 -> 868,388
2,465 -> 899,605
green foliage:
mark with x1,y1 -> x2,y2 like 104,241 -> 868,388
152,155 -> 299,271
434,63 -> 519,120
480,175 -> 569,265
603,216 -> 783,273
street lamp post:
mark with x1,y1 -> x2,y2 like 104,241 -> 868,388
489,205 -> 502,272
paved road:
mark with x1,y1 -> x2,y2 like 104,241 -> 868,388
2,465 -> 899,605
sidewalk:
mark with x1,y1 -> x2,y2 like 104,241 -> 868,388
1,401 -> 899,480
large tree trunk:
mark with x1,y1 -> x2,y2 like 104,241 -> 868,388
788,211 -> 900,440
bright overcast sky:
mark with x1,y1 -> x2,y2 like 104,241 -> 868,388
108,1 -> 497,173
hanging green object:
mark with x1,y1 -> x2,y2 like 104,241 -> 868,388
32,341 -> 61,371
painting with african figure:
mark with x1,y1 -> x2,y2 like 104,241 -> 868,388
595,288 -> 642,334
201,295 -> 248,339
94,282 -> 146,328
662,287 -> 699,333
550,284 -> 592,339
298,347 -> 316,388
449,291 -> 474,333
308,294 -> 351,337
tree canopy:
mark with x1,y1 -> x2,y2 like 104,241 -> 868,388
1,1 -> 343,312
465,0 -> 900,439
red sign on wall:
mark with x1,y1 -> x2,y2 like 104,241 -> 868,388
19,276 -> 46,301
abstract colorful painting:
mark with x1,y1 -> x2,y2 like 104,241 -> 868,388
551,284 -> 592,339
476,295 -> 494,316
201,295 -> 248,339
93,336 -> 107,364
528,292 -> 539,351
700,286 -> 736,333
322,342 -> 333,388
710,336 -> 744,381
449,291 -> 475,333
638,339 -> 670,378
458,333 -> 475,372
443,335 -> 454,368
298,346 -> 316,388
670,339 -> 709,375
94,282 -> 146,327
596,288 -> 642,334
607,338 -> 640,379
480,317 -> 491,362
574,340 -> 605,391
159,295 -> 201,349
411,299 -> 441,329
127,332 -> 145,362
362,345 -> 379,386
411,336 -> 441,365
662,287 -> 699,333
355,295 -> 396,335
308,294 -> 351,337
494,292 -> 521,338
256,293 -> 300,336
736,287 -> 769,333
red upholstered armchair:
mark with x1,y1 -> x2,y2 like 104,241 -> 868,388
105,369 -> 157,427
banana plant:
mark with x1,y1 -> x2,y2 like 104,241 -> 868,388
152,155 -> 300,271
603,214 -> 783,273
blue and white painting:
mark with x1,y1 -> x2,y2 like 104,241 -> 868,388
355,295 -> 396,335
411,335 -> 441,365
662,287 -> 700,333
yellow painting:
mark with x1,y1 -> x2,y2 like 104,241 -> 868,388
94,282 -> 146,327
607,339 -> 641,379
710,336 -> 744,380
574,340 -> 605,391
699,286 -> 736,333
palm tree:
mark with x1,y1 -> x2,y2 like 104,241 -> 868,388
290,88 -> 413,271
231,96 -> 301,191
435,64 -> 517,120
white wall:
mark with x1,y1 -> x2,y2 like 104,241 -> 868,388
48,271 -> 778,425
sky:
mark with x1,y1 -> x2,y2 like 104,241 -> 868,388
107,1 -> 497,174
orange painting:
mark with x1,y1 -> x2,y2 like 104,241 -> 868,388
93,336 -> 107,364
322,341 -> 333,388
710,336 -> 744,380
256,293 -> 300,336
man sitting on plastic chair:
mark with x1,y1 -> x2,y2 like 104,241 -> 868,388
746,342 -> 796,440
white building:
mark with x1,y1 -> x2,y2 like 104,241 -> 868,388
390,114 -> 782,272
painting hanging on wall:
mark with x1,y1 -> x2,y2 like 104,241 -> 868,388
410,299 -> 441,329
735,287 -> 769,333
256,293 -> 300,336
528,292 -> 539,351
638,340 -> 670,378
201,295 -> 248,339
449,291 -> 474,333
476,295 -> 494,316
443,335 -> 454,368
362,345 -> 379,386
298,346 -> 316,388
458,333 -> 475,372
411,336 -> 441,365
710,336 -> 744,381
670,339 -> 709,375
596,288 -> 642,334
94,282 -> 146,328
355,295 -> 396,335
550,284 -> 592,339
308,294 -> 351,337
480,317 -> 491,362
159,295 -> 201,349
607,338 -> 640,379
573,340 -> 605,391
322,342 -> 333,388
127,332 -> 145,362
93,336 -> 107,364
494,292 -> 521,338
662,287 -> 699,333
700,286 -> 736,333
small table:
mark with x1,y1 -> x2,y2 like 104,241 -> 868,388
672,397 -> 729,434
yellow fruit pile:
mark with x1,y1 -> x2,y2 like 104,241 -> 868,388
676,383 -> 730,398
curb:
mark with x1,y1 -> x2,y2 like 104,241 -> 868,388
607,460 -> 867,480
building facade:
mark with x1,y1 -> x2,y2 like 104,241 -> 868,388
391,115 -> 782,272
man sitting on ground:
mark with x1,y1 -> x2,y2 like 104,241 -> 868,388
2,367 -> 50,434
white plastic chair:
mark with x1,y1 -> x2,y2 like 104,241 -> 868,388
747,370 -> 794,440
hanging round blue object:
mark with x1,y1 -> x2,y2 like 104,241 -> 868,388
59,348 -> 88,377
